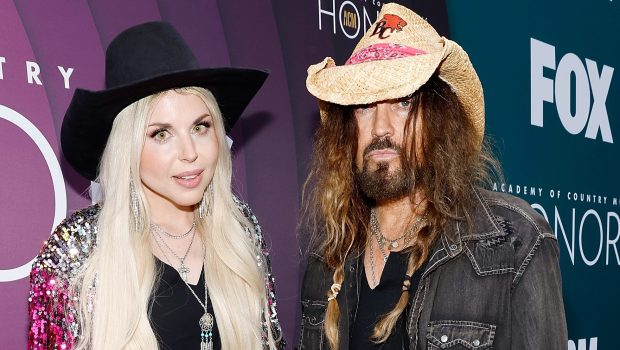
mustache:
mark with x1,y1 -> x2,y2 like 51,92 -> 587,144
363,137 -> 403,158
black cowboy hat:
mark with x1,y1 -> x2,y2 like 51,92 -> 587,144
61,21 -> 268,181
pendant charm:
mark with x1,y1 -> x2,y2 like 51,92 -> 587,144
199,313 -> 214,350
178,264 -> 190,282
199,312 -> 214,331
391,241 -> 399,248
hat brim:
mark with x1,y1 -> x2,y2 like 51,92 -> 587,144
62,67 -> 268,181
306,50 -> 444,106
306,39 -> 484,147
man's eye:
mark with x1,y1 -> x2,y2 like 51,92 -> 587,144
391,97 -> 414,114
354,104 -> 375,114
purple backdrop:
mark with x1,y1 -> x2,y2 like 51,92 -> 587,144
0,1 -> 440,348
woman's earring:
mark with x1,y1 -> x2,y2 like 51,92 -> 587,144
199,182 -> 214,219
198,196 -> 206,219
208,182 -> 214,215
130,180 -> 141,231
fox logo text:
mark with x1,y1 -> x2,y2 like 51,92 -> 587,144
568,337 -> 598,350
531,38 -> 614,143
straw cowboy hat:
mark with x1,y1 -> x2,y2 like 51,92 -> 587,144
62,21 -> 268,181
306,3 -> 484,145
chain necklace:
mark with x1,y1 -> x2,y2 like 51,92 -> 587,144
151,220 -> 196,239
155,242 -> 214,350
368,219 -> 389,289
367,237 -> 382,288
369,224 -> 389,263
151,223 -> 196,282
370,208 -> 427,250
367,208 -> 428,288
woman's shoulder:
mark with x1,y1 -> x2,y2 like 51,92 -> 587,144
31,204 -> 100,280
28,204 -> 99,348
232,196 -> 286,348
232,194 -> 265,246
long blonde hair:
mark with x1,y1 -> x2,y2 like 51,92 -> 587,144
72,87 -> 278,349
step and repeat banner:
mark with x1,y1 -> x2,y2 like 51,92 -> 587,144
446,1 -> 619,349
0,0 -> 616,348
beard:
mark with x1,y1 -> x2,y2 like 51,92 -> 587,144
355,137 -> 415,201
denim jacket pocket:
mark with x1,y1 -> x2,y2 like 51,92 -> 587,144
426,320 -> 496,349
298,299 -> 327,349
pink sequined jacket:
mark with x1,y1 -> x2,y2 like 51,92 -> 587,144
27,199 -> 285,349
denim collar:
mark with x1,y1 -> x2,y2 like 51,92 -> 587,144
423,187 -> 502,276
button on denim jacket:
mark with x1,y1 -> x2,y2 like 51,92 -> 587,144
298,188 -> 568,350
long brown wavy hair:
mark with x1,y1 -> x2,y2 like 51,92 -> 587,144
301,74 -> 500,348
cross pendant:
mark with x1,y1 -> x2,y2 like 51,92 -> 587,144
179,264 -> 190,282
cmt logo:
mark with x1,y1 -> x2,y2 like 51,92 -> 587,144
569,337 -> 598,350
318,0 -> 379,39
531,38 -> 615,143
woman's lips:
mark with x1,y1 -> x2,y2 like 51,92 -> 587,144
172,170 -> 204,189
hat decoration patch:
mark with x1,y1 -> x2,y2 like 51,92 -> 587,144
370,14 -> 407,39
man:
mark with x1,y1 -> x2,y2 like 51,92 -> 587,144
299,3 -> 567,349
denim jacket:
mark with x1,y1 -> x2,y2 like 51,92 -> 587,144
298,188 -> 567,349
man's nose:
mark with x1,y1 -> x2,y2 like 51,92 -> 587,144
371,102 -> 395,138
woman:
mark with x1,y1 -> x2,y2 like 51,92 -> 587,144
27,22 -> 284,349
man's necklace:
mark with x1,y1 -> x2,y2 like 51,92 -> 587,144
367,208 -> 428,288
367,238 -> 382,288
370,208 -> 427,250
154,241 -> 214,350
151,222 -> 196,282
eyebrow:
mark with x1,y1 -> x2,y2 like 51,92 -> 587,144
147,113 -> 211,128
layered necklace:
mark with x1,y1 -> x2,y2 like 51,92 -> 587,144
151,221 -> 196,282
151,222 -> 214,350
367,208 -> 427,287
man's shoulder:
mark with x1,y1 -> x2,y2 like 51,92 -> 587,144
475,188 -> 553,240
461,188 -> 557,277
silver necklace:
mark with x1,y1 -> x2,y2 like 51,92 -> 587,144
183,266 -> 214,350
155,244 -> 214,350
367,208 -> 428,288
151,223 -> 196,282
369,210 -> 389,263
368,215 -> 389,289
370,208 -> 427,250
367,237 -> 382,288
151,220 -> 196,239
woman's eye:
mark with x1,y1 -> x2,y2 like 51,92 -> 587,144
193,122 -> 210,134
150,129 -> 170,141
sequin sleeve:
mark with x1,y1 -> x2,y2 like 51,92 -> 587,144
234,196 -> 286,350
27,205 -> 99,350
